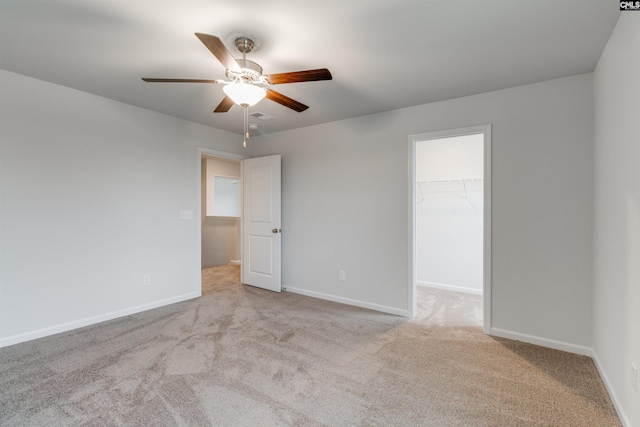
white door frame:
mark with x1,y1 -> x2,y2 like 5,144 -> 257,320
408,125 -> 492,334
197,148 -> 246,295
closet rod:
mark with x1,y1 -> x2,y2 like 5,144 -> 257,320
417,178 -> 483,184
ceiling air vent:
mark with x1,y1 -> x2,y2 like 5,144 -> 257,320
249,112 -> 274,121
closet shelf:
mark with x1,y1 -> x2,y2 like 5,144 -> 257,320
417,178 -> 484,185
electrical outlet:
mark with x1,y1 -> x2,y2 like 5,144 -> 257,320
632,363 -> 638,392
180,210 -> 193,220
143,274 -> 151,286
339,270 -> 346,281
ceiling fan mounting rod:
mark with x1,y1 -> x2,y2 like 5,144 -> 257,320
235,37 -> 254,58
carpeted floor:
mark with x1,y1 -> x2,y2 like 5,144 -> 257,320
0,265 -> 620,426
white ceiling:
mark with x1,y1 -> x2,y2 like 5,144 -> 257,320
0,0 -> 620,136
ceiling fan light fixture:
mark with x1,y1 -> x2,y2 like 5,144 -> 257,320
223,82 -> 266,107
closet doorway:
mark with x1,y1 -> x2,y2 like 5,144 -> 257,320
409,125 -> 491,333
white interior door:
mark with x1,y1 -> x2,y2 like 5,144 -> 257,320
242,155 -> 281,292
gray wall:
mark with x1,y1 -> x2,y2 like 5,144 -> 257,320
251,73 -> 594,349
593,14 -> 640,427
201,216 -> 240,268
201,157 -> 241,268
0,69 -> 242,346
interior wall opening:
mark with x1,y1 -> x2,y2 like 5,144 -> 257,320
200,154 -> 242,291
409,125 -> 491,333
415,134 -> 484,326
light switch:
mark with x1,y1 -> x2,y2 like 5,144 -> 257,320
180,210 -> 193,220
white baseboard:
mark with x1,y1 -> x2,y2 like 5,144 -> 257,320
283,286 -> 408,317
591,351 -> 633,427
490,327 -> 593,356
417,280 -> 483,295
0,291 -> 201,349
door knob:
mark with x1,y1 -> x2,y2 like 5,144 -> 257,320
272,228 -> 281,233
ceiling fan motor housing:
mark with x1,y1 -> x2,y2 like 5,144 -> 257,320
226,59 -> 266,84
225,37 -> 269,85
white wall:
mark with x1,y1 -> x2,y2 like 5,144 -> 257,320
201,157 -> 241,268
250,73 -> 593,349
416,135 -> 484,293
204,157 -> 241,217
0,69 -> 243,347
416,135 -> 484,182
593,14 -> 640,427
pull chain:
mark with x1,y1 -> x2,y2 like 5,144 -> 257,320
243,106 -> 248,148
242,40 -> 248,150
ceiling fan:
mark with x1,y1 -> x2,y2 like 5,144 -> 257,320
142,33 -> 332,114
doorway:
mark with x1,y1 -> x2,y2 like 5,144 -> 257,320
409,125 -> 491,333
198,149 -> 244,294
197,149 -> 282,294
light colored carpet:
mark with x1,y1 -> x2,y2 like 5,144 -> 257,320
0,265 -> 620,426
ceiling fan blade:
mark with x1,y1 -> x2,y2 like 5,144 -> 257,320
142,78 -> 222,83
214,96 -> 234,113
265,89 -> 309,112
266,68 -> 332,85
195,33 -> 241,72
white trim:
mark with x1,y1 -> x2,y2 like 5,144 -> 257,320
591,351 -> 633,427
200,149 -> 245,161
418,281 -> 483,295
408,137 -> 417,318
239,160 -> 244,284
482,125 -> 492,335
284,286 -> 408,317
408,124 -> 492,333
0,292 -> 200,349
197,147 -> 246,293
490,327 -> 593,356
